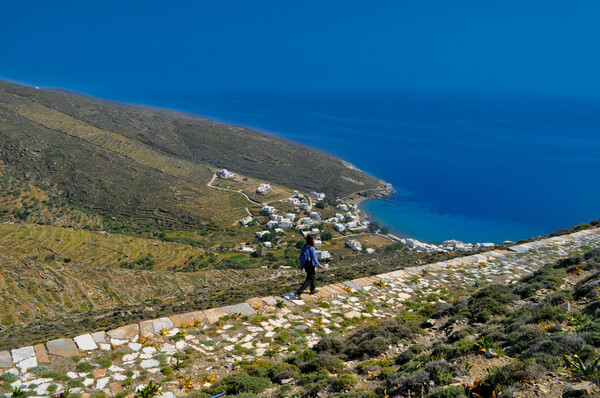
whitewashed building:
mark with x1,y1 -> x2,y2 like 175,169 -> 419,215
337,203 -> 349,211
219,169 -> 236,179
262,205 -> 275,214
316,250 -> 331,260
346,239 -> 362,251
309,211 -> 321,221
256,183 -> 271,194
334,223 -> 346,233
278,220 -> 292,229
239,216 -> 254,226
299,203 -> 312,211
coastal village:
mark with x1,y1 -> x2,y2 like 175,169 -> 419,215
217,169 -> 499,264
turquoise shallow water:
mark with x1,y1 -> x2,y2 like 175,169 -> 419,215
108,90 -> 600,244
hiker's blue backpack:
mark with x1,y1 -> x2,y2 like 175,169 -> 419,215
299,244 -> 311,268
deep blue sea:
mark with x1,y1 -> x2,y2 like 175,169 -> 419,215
107,90 -> 600,244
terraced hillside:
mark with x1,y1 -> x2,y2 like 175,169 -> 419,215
0,164 -> 102,229
0,221 -> 284,328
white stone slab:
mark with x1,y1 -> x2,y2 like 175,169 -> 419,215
153,317 -> 175,333
128,343 -> 142,351
91,331 -> 107,344
96,377 -> 110,390
16,356 -> 37,373
11,347 -> 35,363
74,334 -> 98,351
140,359 -> 160,369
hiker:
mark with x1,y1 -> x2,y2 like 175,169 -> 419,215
296,234 -> 325,296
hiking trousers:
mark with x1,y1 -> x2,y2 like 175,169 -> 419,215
297,265 -> 316,294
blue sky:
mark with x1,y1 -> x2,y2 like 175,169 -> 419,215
1,1 -> 599,95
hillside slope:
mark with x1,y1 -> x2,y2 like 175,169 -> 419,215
0,81 -> 388,226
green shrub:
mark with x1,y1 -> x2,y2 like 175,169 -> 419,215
40,371 -> 69,381
331,373 -> 358,392
299,370 -> 331,387
473,361 -> 543,397
0,373 -> 18,383
314,337 -> 345,355
424,361 -> 455,386
316,354 -> 345,373
449,339 -> 476,359
67,379 -> 84,388
458,284 -> 516,322
75,362 -> 93,372
242,360 -> 273,378
95,357 -> 112,368
267,363 -> 300,383
515,268 -> 566,298
396,344 -> 427,365
356,358 -> 394,376
447,327 -> 475,342
287,349 -> 317,372
346,336 -> 389,360
210,373 -> 271,395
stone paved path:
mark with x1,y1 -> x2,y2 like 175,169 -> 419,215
1,228 -> 598,398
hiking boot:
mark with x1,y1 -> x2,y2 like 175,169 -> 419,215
295,291 -> 302,297
309,289 -> 319,295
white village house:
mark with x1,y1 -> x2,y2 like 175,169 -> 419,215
346,239 -> 362,251
219,169 -> 235,179
240,246 -> 255,253
262,205 -> 275,214
239,216 -> 253,226
278,220 -> 292,229
256,183 -> 271,194
337,203 -> 349,211
345,220 -> 357,229
299,202 -> 312,211
316,250 -> 331,260
334,223 -> 346,233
